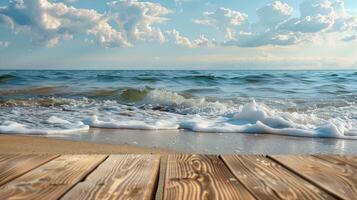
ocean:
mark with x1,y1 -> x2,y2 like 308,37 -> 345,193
0,70 -> 356,139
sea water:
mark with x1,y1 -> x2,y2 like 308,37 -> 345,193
0,70 -> 356,139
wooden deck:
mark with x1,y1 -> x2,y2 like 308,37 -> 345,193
0,154 -> 356,200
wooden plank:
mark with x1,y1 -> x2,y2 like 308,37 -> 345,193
270,155 -> 357,200
316,155 -> 357,168
62,154 -> 161,200
222,155 -> 336,200
0,154 -> 107,200
0,154 -> 59,186
163,154 -> 255,200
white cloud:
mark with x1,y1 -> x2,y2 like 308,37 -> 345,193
224,0 -> 357,47
225,31 -> 302,47
257,1 -> 293,27
221,1 -> 302,47
281,14 -> 334,33
0,0 -> 129,47
193,7 -> 247,40
300,0 -> 334,17
341,34 -> 357,41
0,41 -> 9,47
0,0 -> 171,47
166,29 -> 216,48
280,0 -> 357,33
108,0 -> 171,43
279,0 -> 336,33
1,0 -> 356,49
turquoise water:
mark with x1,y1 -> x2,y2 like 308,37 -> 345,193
0,70 -> 356,138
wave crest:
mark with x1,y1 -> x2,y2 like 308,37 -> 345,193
0,93 -> 356,139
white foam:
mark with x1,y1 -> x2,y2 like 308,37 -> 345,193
46,116 -> 71,124
84,115 -> 179,130
0,121 -> 89,135
0,97 -> 356,139
177,100 -> 357,139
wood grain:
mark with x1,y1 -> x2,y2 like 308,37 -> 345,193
222,155 -> 336,200
0,154 -> 107,200
163,154 -> 255,200
62,154 -> 160,200
0,154 -> 59,186
316,155 -> 357,168
270,155 -> 357,200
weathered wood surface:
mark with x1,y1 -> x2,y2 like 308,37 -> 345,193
0,154 -> 59,186
62,154 -> 160,200
0,154 -> 356,200
222,155 -> 335,200
0,154 -> 107,200
316,155 -> 357,168
163,154 -> 255,200
270,155 -> 357,200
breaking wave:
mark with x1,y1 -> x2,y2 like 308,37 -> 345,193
0,89 -> 356,139
0,70 -> 356,139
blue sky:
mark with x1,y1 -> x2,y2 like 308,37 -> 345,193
0,0 -> 357,69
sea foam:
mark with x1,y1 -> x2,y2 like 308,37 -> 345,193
0,120 -> 89,135
0,89 -> 356,139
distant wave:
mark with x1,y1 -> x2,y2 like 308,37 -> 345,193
96,74 -> 123,81
134,76 -> 160,82
231,75 -> 270,83
0,86 -> 69,97
183,87 -> 222,94
1,85 -> 222,104
0,74 -> 18,83
173,74 -> 280,84
175,74 -> 226,81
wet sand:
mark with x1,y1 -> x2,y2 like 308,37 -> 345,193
46,128 -> 357,154
0,134 -> 172,154
1,128 -> 357,154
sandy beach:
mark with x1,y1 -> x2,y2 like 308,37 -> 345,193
0,134 -> 172,154
1,127 -> 356,154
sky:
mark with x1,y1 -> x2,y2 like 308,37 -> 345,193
0,0 -> 357,69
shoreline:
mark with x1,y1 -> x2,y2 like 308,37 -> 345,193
0,134 -> 173,154
1,127 -> 357,154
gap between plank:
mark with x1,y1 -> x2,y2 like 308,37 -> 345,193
267,155 -> 343,200
221,155 -> 285,200
155,155 -> 166,200
57,154 -> 109,199
218,154 -> 259,200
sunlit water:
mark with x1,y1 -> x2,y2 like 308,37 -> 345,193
0,70 -> 356,139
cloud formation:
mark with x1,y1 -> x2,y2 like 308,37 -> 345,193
341,34 -> 357,42
0,0 -> 170,47
256,1 -> 293,27
0,0 -> 129,47
225,31 -> 302,47
166,29 -> 216,48
0,0 -> 356,49
193,7 -> 247,40
108,0 -> 171,43
222,0 -> 357,47
281,0 -> 341,33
